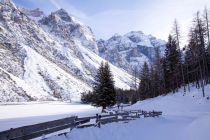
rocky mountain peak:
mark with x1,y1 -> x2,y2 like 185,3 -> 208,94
125,31 -> 145,43
0,0 -> 14,6
39,9 -> 98,54
39,8 -> 73,25
52,8 -> 72,22
97,31 -> 166,74
109,33 -> 122,41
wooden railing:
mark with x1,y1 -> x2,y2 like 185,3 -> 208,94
0,110 -> 162,140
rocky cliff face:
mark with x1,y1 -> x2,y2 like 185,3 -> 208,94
97,31 -> 166,74
0,0 -> 134,102
39,8 -> 98,54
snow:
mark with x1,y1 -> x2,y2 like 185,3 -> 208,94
46,84 -> 210,140
22,44 -> 92,101
0,2 -> 209,139
0,67 -> 37,99
74,40 -> 134,89
23,45 -> 54,99
0,84 -> 210,140
0,68 -> 31,102
0,102 -> 101,131
125,31 -> 153,47
0,1 -> 135,102
98,31 -> 166,74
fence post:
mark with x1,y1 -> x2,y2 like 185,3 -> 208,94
96,114 -> 101,128
41,134 -> 46,139
70,117 -> 76,132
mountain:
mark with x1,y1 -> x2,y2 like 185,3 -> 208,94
39,8 -> 98,54
0,0 -> 134,102
97,31 -> 166,74
20,8 -> 45,21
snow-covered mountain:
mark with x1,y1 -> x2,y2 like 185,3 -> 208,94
0,0 -> 134,102
97,31 -> 166,74
39,8 -> 99,54
20,8 -> 45,22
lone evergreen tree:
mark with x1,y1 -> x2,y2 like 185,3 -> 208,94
92,62 -> 116,110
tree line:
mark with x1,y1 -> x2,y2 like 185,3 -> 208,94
138,7 -> 210,100
81,7 -> 210,109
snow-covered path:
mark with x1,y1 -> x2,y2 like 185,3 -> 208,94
48,85 -> 210,140
0,102 -> 101,131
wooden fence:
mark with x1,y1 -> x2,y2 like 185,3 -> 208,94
0,110 -> 162,140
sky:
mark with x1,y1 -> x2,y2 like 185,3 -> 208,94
13,0 -> 210,45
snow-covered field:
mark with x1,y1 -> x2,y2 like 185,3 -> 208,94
48,85 -> 210,140
0,84 -> 210,140
0,102 -> 101,131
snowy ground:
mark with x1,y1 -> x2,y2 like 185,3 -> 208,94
0,102 -> 101,131
0,84 -> 210,140
48,85 -> 210,140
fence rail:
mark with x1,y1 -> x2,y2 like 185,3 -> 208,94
0,110 -> 162,140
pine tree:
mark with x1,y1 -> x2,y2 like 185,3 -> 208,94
138,62 -> 150,100
184,11 -> 209,97
164,35 -> 181,93
150,65 -> 156,97
185,28 -> 200,87
153,47 -> 164,96
195,11 -> 208,85
162,57 -> 167,94
92,62 -> 116,110
203,7 -> 210,83
103,62 -> 116,106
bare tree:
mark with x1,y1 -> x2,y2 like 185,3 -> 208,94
193,11 -> 208,97
204,7 -> 210,46
172,19 -> 186,93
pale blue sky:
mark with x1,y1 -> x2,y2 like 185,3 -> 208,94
13,0 -> 210,44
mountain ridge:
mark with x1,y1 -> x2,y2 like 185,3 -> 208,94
97,31 -> 166,74
0,0 -> 166,102
0,0 -> 134,102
